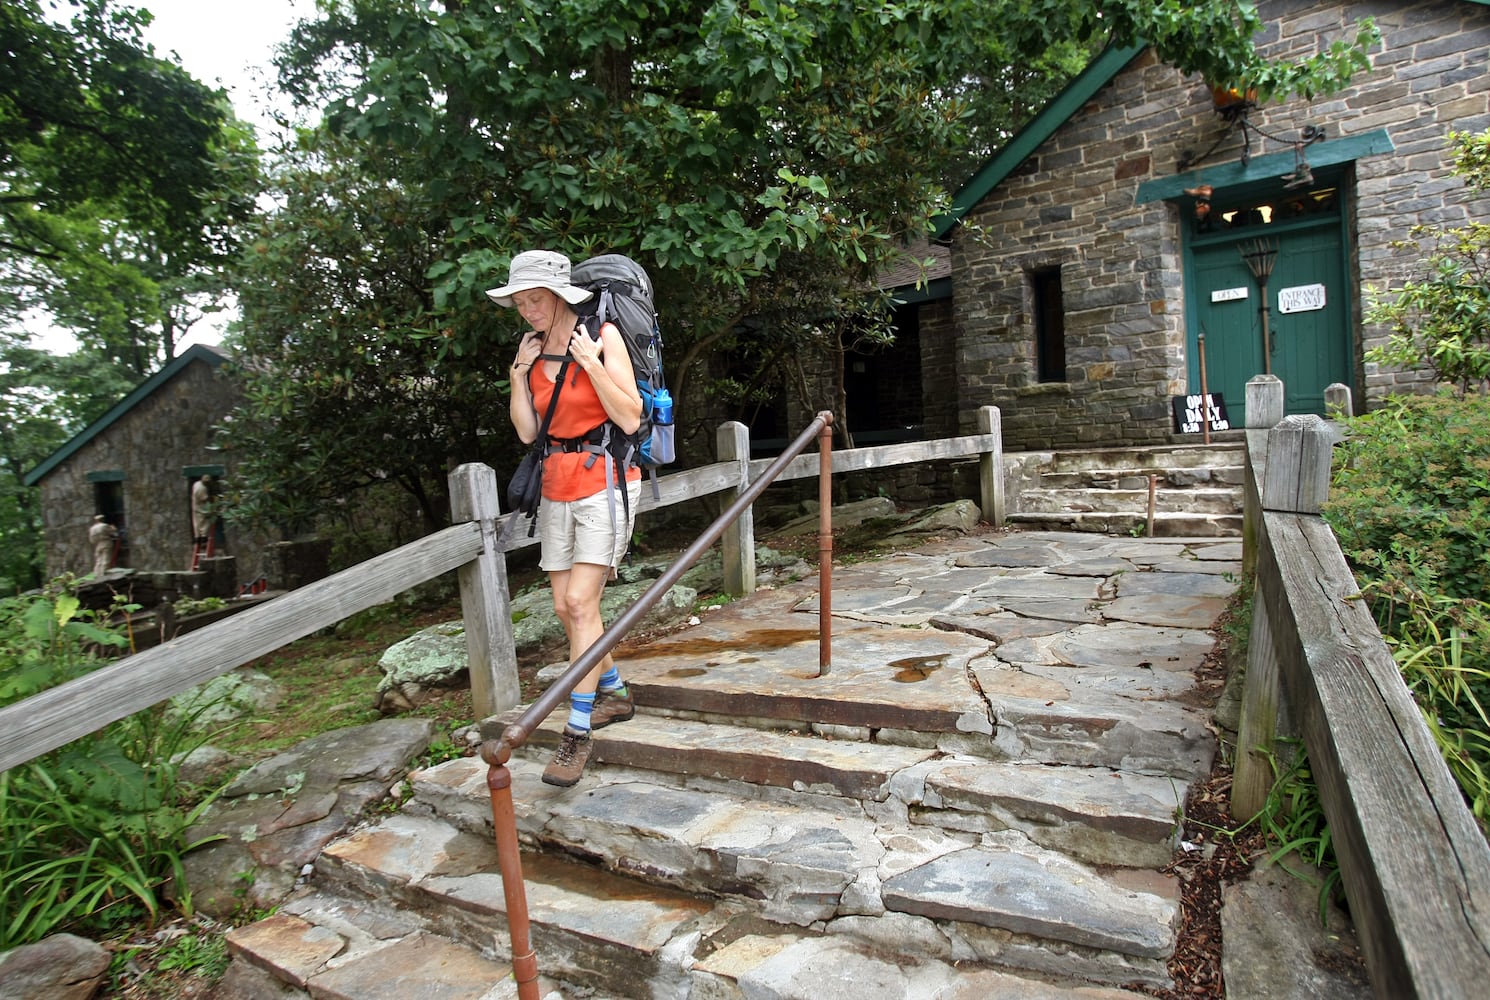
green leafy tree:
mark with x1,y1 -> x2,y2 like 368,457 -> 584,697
225,0 -> 1377,530
224,130 -> 504,532
1,0 -> 261,375
1366,130 -> 1490,393
0,337 -> 136,591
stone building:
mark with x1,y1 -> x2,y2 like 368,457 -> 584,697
879,0 -> 1489,454
24,345 -> 274,585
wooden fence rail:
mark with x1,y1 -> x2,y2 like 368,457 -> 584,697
0,411 -> 1004,775
1233,374 -> 1490,999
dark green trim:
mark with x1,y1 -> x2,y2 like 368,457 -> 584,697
23,344 -> 229,487
891,276 -> 952,305
1136,130 -> 1395,205
85,470 -> 125,483
932,43 -> 1146,239
182,464 -> 226,480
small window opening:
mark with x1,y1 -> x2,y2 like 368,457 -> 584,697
1032,267 -> 1066,383
93,480 -> 128,568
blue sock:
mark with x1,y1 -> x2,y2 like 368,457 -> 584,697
598,667 -> 623,694
567,691 -> 595,733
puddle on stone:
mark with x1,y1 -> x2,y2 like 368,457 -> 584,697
667,667 -> 708,678
634,628 -> 819,658
890,655 -> 948,682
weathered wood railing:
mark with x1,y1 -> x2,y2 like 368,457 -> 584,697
0,408 -> 1006,774
1233,374 -> 1490,999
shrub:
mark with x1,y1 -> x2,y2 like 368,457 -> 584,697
1324,392 -> 1490,833
1378,588 -> 1490,829
1323,391 -> 1490,607
0,589 -> 127,708
0,587 -> 225,949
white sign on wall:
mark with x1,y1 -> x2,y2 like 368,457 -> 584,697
1278,283 -> 1327,314
1211,286 -> 1250,303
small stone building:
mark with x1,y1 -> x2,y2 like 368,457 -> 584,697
877,0 -> 1489,453
25,345 -> 273,585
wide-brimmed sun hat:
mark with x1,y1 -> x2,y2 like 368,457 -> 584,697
484,250 -> 594,307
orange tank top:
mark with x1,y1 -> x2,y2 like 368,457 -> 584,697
527,358 -> 640,502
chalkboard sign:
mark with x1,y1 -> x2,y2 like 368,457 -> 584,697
1171,393 -> 1232,434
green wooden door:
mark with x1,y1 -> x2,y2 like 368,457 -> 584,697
1189,242 -> 1262,425
1185,185 -> 1352,426
1268,226 -> 1351,416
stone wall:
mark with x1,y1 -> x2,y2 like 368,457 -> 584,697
919,297 -> 961,442
38,356 -> 274,584
1345,0 -> 1490,397
951,0 -> 1490,449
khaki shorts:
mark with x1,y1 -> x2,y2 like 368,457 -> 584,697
538,481 -> 642,571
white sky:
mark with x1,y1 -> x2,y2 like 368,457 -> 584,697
29,0 -> 308,355
141,0 -> 306,137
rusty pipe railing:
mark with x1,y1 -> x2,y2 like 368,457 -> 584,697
817,416 -> 832,677
480,411 -> 835,1000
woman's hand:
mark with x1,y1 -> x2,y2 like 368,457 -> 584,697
568,323 -> 603,372
511,330 -> 542,375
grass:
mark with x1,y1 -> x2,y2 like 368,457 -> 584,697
209,597 -> 479,759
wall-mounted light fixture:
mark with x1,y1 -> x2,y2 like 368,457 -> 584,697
1179,84 -> 1326,179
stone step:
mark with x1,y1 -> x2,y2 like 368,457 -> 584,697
474,713 -> 1183,869
224,872 -> 1145,999
224,821 -> 722,1000
223,905 -> 544,1000
394,756 -> 1179,988
583,587 -> 1220,780
1036,466 -> 1244,490
1007,509 -> 1242,537
1038,444 -> 1245,475
1018,486 -> 1242,516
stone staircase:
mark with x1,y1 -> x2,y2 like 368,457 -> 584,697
220,531 -> 1238,1000
1006,442 -> 1245,537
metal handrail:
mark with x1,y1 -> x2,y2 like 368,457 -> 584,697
478,411 -> 835,1000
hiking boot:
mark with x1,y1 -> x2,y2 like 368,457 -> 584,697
591,687 -> 635,729
541,728 -> 593,787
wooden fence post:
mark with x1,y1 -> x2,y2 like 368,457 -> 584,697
978,405 -> 1005,528
1245,373 -> 1285,430
1242,374 -> 1284,579
718,420 -> 756,597
1261,414 -> 1335,516
1233,412 -> 1336,817
1232,584 -> 1297,819
1324,382 -> 1353,419
449,462 -> 521,718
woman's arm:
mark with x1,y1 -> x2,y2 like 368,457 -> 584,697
508,330 -> 543,443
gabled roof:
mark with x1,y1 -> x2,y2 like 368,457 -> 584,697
932,43 -> 1147,240
23,343 -> 232,487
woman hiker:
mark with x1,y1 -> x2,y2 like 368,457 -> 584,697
489,249 -> 643,787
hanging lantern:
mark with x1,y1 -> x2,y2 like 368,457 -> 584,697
1210,84 -> 1257,112
1183,184 -> 1213,222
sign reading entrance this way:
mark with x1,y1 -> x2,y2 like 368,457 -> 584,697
1171,393 -> 1232,435
1278,283 -> 1327,314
